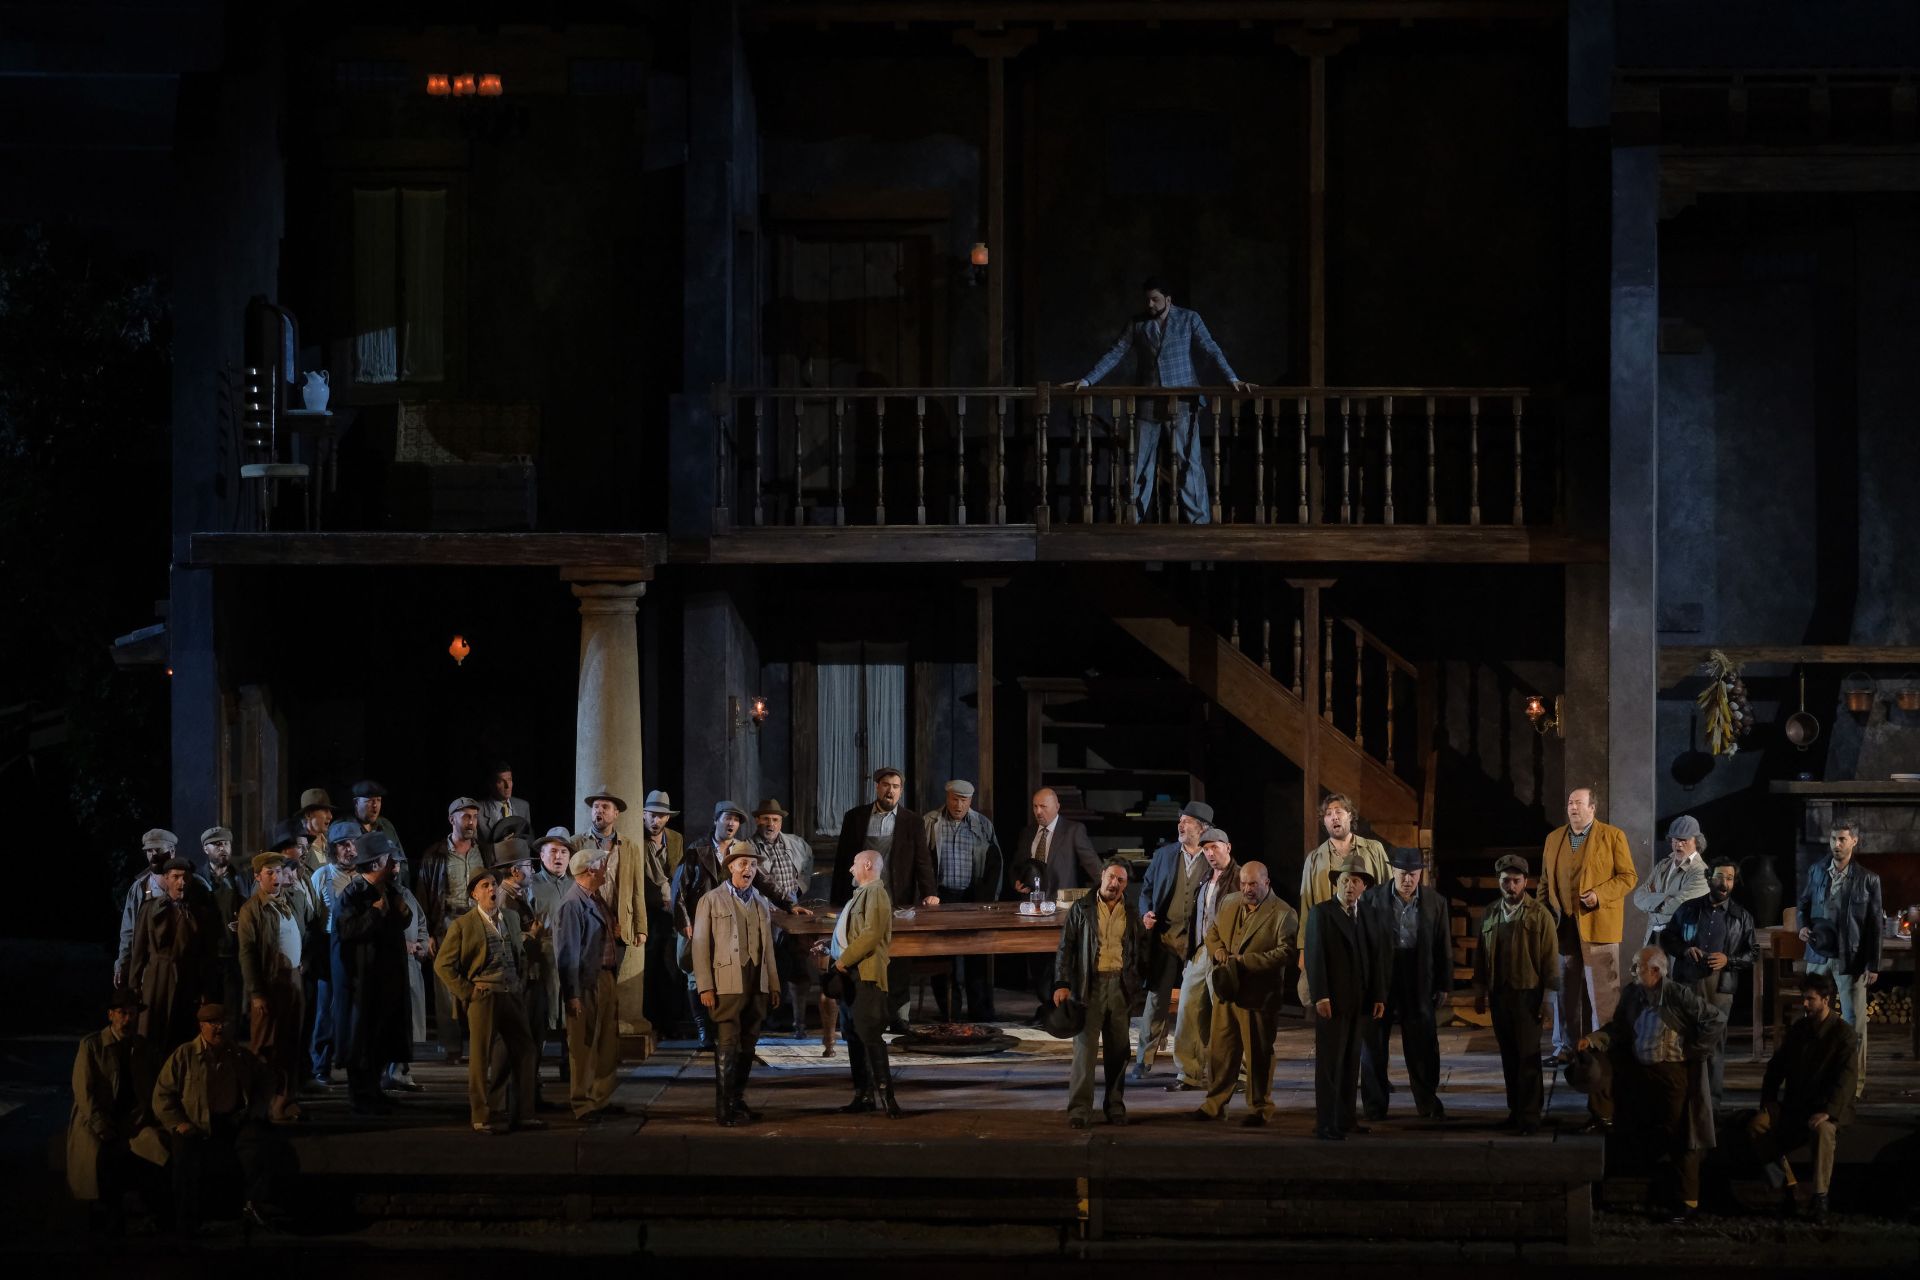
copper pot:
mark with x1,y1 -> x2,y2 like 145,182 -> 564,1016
1897,686 -> 1920,713
1842,671 -> 1875,715
1785,670 -> 1820,748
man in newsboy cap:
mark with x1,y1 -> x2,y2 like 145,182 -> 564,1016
415,797 -> 488,1065
1136,799 -> 1216,1078
1473,854 -> 1560,1134
1633,815 -> 1711,946
116,828 -> 187,987
921,780 -> 1004,1022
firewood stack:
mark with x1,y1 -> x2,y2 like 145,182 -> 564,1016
1866,986 -> 1912,1025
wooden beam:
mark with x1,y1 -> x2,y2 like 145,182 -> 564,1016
1659,645 -> 1920,689
1290,579 -> 1334,857
964,577 -> 1010,819
751,2 -> 1560,25
1663,147 -> 1920,194
190,532 -> 665,568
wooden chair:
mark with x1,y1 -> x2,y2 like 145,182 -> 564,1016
221,366 -> 310,530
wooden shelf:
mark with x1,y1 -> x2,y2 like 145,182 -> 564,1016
1767,781 -> 1920,798
1660,645 -> 1920,688
1044,766 -> 1192,779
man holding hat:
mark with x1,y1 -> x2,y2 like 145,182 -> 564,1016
435,868 -> 542,1134
1304,855 -> 1388,1139
634,792 -> 686,1035
416,796 -> 487,1064
921,781 -> 1003,1022
753,798 -> 821,1033
1473,854 -> 1560,1134
236,851 -> 306,1121
116,828 -> 191,987
1054,860 -> 1145,1128
331,835 -> 414,1115
1633,815 -> 1710,947
480,763 -> 531,842
1135,800 -> 1215,1078
153,1000 -> 276,1232
1297,795 -> 1390,1005
350,781 -> 406,881
66,988 -> 164,1226
693,841 -> 783,1125
1193,861 -> 1297,1126
555,846 -> 624,1121
129,857 -> 220,1053
1165,829 -> 1239,1094
1359,847 -> 1453,1121
1659,855 -> 1754,1107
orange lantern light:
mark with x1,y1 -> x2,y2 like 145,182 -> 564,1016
426,73 -> 452,96
969,242 -> 990,267
452,73 -> 477,98
449,635 -> 471,666
477,73 -> 503,97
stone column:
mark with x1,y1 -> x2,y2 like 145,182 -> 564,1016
572,581 -> 649,1037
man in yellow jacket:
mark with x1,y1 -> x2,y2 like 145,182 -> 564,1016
1539,786 -> 1638,1067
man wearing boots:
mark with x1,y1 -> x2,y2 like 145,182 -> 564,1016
1359,846 -> 1453,1121
1473,854 -> 1559,1135
693,843 -> 782,1125
676,802 -> 806,1050
555,849 -> 623,1123
832,849 -> 902,1118
1054,860 -> 1145,1128
1305,856 -> 1388,1139
1740,972 -> 1857,1223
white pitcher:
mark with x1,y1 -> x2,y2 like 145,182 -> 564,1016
301,370 -> 331,412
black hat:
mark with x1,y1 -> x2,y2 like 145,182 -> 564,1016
489,814 -> 532,845
466,868 -> 499,897
359,832 -> 399,866
160,856 -> 194,875
267,818 -> 303,852
1808,919 -> 1840,959
1042,996 -> 1086,1039
1010,857 -> 1049,893
1180,800 -> 1215,825
107,988 -> 146,1013
351,779 -> 388,800
1388,846 -> 1424,874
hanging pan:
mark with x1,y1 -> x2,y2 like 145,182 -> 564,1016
1784,669 -> 1820,748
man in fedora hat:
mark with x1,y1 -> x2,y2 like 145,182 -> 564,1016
922,780 -> 1004,1022
1297,795 -> 1389,1005
296,789 -> 336,877
116,828 -> 191,987
154,1000 -> 277,1232
676,801 -> 807,1049
578,787 -> 628,855
435,869 -> 543,1135
751,797 -> 819,1034
556,848 -> 624,1121
350,780 -> 406,881
487,830 -> 552,1105
1304,855 -> 1387,1138
1193,861 -> 1297,1126
1054,860 -> 1145,1128
1136,799 -> 1215,1078
694,842 -> 783,1125
331,835 -> 414,1115
635,791 -> 685,1034
416,796 -> 487,1064
1474,854 -> 1559,1134
66,988 -> 165,1227
578,786 -> 660,1039
1633,815 -> 1710,947
129,857 -> 219,1053
1359,846 -> 1453,1121
236,851 -> 306,1122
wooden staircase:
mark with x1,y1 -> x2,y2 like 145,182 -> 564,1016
1083,566 -> 1433,849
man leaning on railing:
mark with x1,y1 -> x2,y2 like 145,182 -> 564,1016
1068,276 -> 1253,525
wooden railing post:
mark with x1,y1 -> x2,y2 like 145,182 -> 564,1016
1034,385 -> 1052,527
1297,395 -> 1310,524
1323,614 -> 1334,722
1425,395 -> 1438,525
1123,396 -> 1139,525
833,395 -> 847,527
1292,617 -> 1304,696
1512,393 -> 1525,524
713,385 -> 731,529
1253,396 -> 1269,525
1382,394 -> 1395,526
1386,660 -> 1397,771
1339,395 -> 1353,524
995,394 -> 1008,525
1353,625 -> 1365,749
1468,393 -> 1482,527
1079,395 -> 1095,524
792,397 -> 804,526
875,396 -> 889,525
1209,399 -> 1223,525
954,395 -> 968,525
914,394 -> 927,525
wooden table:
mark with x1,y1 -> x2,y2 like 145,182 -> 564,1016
1750,927 -> 1913,1061
773,901 -> 1065,957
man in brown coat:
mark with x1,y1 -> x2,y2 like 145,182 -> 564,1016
236,851 -> 306,1122
129,858 -> 219,1052
1539,785 -> 1638,1066
1192,861 -> 1298,1126
66,989 -> 164,1228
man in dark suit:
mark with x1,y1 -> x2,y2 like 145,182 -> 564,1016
1304,855 -> 1388,1140
1012,787 -> 1103,1022
831,767 -> 938,1030
1359,846 -> 1452,1121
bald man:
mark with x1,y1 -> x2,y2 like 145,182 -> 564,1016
1013,789 -> 1104,1022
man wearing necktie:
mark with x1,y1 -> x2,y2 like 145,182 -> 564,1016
1304,856 -> 1389,1140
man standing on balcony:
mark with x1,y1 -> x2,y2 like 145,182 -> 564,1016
1072,276 -> 1252,524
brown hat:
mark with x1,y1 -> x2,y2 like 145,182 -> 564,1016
1327,855 -> 1376,888
1494,854 -> 1530,877
298,788 -> 334,815
583,788 -> 628,813
751,798 -> 790,819
108,988 -> 146,1013
195,1001 -> 226,1023
251,851 -> 291,875
720,840 -> 762,867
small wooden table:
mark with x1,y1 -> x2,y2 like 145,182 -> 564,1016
1750,927 -> 1913,1061
773,901 -> 1065,957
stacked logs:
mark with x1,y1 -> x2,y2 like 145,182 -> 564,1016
1866,986 -> 1912,1025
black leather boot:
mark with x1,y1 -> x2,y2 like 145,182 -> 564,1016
714,1050 -> 739,1126
729,1048 -> 760,1123
688,989 -> 715,1052
871,1044 -> 903,1119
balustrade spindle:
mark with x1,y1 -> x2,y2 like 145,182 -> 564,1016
1386,668 -> 1397,770
1322,616 -> 1334,723
1262,618 -> 1272,675
1253,397 -> 1268,524
1079,397 -> 1094,523
1160,395 -> 1174,525
1339,396 -> 1353,524
1108,398 -> 1122,524
1292,618 -> 1304,697
1468,394 -> 1481,527
792,398 -> 804,526
1511,394 -> 1525,524
1297,396 -> 1310,524
833,396 -> 847,526
1382,395 -> 1395,526
1353,628 -> 1365,750
1425,396 -> 1438,525
752,397 -> 765,526
995,395 -> 1008,525
1124,396 -> 1139,525
1036,386 -> 1052,525
954,395 -> 967,525
1355,398 -> 1368,524
1210,400 -> 1224,524
875,396 -> 888,525
915,395 -> 928,525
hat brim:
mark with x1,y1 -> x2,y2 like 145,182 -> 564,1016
1328,868 -> 1377,887
585,794 -> 629,813
1010,858 -> 1049,890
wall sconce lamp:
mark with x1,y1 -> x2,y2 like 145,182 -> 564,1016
428,72 -> 501,98
449,634 -> 471,666
426,73 -> 451,96
1525,693 -> 1563,738
731,694 -> 770,733
969,242 -> 989,287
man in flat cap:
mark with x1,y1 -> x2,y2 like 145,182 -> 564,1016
1135,799 -> 1215,1078
1165,829 -> 1239,1094
116,828 -> 192,988
1193,861 -> 1297,1126
435,868 -> 543,1134
154,1000 -> 277,1232
1359,846 -> 1453,1121
198,827 -> 246,1031
1297,794 -> 1390,1006
1633,815 -> 1710,947
1659,855 -> 1753,1107
236,851 -> 306,1122
634,792 -> 686,1036
129,857 -> 219,1053
350,781 -> 407,883
331,835 -> 413,1115
532,829 -> 576,1056
922,780 -> 1003,1023
66,988 -> 164,1229
555,847 -> 624,1121
1474,854 -> 1559,1134
676,801 -> 807,1049
752,798 -> 820,1034
1304,855 -> 1388,1139
416,796 -> 487,1064
694,842 -> 783,1125
306,818 -> 362,1086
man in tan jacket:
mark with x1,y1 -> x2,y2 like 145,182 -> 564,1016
1296,795 -> 1390,1005
831,849 -> 901,1118
433,870 -> 543,1134
1194,862 -> 1299,1126
693,842 -> 782,1126
1539,785 -> 1638,1066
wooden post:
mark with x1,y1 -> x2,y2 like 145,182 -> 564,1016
1290,578 -> 1337,858
965,578 -> 1009,819
955,394 -> 968,525
1382,394 -> 1395,526
914,393 -> 927,525
876,395 -> 889,525
953,29 -> 1035,383
833,395 -> 846,527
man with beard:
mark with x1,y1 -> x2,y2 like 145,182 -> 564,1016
416,797 -> 487,1065
1053,860 -> 1144,1128
1633,815 -> 1710,947
1739,973 -> 1856,1224
236,851 -> 306,1123
750,798 -> 819,1034
198,826 -> 246,1030
332,838 -> 413,1115
1164,829 -> 1239,1095
1136,800 -> 1214,1078
1797,820 -> 1882,1101
116,829 -> 189,987
1474,854 -> 1560,1134
1304,856 -> 1387,1139
1192,861 -> 1297,1127
830,770 -> 939,1032
1296,796 -> 1389,1005
1659,855 -> 1753,1108
1359,846 -> 1453,1122
129,858 -> 219,1053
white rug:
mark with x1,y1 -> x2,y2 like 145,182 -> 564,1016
755,1023 -> 1072,1071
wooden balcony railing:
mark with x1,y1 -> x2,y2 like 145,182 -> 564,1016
715,385 -> 1550,531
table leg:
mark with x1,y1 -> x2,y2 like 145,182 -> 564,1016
1750,952 -> 1765,1062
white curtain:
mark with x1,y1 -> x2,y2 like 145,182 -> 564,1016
865,658 -> 906,780
814,644 -> 908,833
400,188 -> 446,382
352,188 -> 398,383
817,659 -> 862,830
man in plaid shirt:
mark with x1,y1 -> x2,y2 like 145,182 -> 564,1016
749,799 -> 817,1036
923,780 -> 1005,1021
1074,277 -> 1253,525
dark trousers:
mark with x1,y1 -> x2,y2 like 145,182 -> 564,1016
930,885 -> 996,1021
1586,1053 -> 1699,1203
1313,1006 -> 1367,1132
308,973 -> 334,1077
839,974 -> 892,1094
1361,952 -> 1443,1117
1490,986 -> 1545,1123
642,907 -> 678,1032
712,968 -> 770,1061
170,1114 -> 270,1229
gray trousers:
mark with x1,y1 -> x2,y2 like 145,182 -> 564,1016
1069,974 -> 1132,1121
1169,949 -> 1215,1086
1551,922 -> 1620,1055
1134,936 -> 1186,1069
1689,979 -> 1734,1106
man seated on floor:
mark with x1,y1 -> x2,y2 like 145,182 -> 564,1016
1736,971 -> 1857,1224
67,988 -> 165,1232
152,1001 -> 278,1233
1575,944 -> 1725,1224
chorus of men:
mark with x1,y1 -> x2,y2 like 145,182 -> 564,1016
76,771 -> 1878,1230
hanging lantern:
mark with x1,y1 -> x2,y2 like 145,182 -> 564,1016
969,242 -> 990,267
452,73 -> 477,98
449,635 -> 471,666
477,73 -> 503,97
426,73 -> 452,97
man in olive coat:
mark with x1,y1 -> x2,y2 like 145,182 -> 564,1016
236,851 -> 306,1121
1193,861 -> 1298,1126
1359,846 -> 1453,1121
435,869 -> 542,1134
66,988 -> 164,1226
1305,855 -> 1388,1139
153,1001 -> 277,1232
1475,854 -> 1560,1134
831,849 -> 901,1118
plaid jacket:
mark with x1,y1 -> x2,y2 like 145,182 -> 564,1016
1080,303 -> 1239,390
